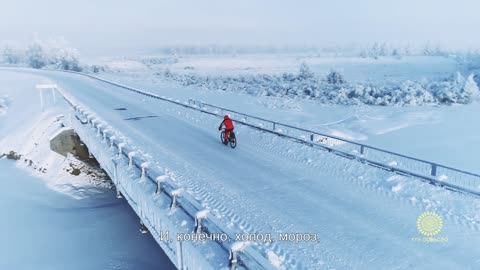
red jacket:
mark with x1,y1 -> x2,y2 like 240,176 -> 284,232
219,118 -> 234,130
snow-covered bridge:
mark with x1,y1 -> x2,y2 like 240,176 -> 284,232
3,68 -> 480,270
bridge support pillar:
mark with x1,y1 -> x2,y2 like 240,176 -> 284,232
140,221 -> 149,234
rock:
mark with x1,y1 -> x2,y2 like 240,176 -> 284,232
5,151 -> 21,160
71,168 -> 81,176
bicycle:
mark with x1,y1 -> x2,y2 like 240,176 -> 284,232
220,128 -> 237,148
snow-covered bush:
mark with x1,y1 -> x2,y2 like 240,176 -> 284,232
392,48 -> 402,59
423,44 -> 449,57
54,48 -> 82,71
326,70 -> 346,85
26,43 -> 48,69
91,65 -> 106,73
156,62 -> 480,106
2,46 -> 21,64
361,42 -> 392,59
460,74 -> 479,103
2,38 -> 84,71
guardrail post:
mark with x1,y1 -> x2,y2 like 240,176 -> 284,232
112,159 -> 123,199
195,210 -> 209,234
170,188 -> 184,209
273,122 -> 276,130
128,152 -> 136,168
118,143 -> 125,158
229,249 -> 238,270
102,130 -> 108,141
360,145 -> 365,155
229,242 -> 248,270
431,164 -> 437,177
141,162 -> 150,179
310,134 -> 314,141
110,136 -> 116,149
97,124 -> 103,135
156,175 -> 168,194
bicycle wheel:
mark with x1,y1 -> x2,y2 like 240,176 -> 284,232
220,131 -> 226,144
229,132 -> 237,148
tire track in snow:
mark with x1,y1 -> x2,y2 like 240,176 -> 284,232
160,101 -> 480,269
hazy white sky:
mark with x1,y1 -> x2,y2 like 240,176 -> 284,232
1,0 -> 479,54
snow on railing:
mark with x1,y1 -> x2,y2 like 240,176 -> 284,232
195,209 -> 210,234
57,88 -> 276,270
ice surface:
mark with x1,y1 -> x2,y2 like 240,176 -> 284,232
0,160 -> 174,270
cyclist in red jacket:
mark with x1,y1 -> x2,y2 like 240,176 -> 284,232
218,115 -> 234,145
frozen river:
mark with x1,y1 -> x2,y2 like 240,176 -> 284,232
0,160 -> 174,270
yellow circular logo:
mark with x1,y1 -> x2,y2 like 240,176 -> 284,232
417,212 -> 443,236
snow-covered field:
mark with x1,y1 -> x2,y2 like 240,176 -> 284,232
0,70 -> 174,269
107,54 -> 458,83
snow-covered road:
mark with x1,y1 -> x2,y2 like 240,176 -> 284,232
4,68 -> 480,270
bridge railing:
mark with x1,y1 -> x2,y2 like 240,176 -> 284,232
58,88 -> 275,270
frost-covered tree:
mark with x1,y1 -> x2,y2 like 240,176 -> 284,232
370,42 -> 380,59
423,43 -> 434,56
392,48 -> 402,59
298,62 -> 315,79
459,74 -> 479,103
326,70 -> 345,84
55,48 -> 82,71
379,42 -> 388,57
2,46 -> 20,64
423,43 -> 447,57
91,65 -> 105,73
296,63 -> 318,96
432,81 -> 457,104
359,48 -> 368,58
403,44 -> 412,56
26,43 -> 47,69
454,72 -> 466,92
